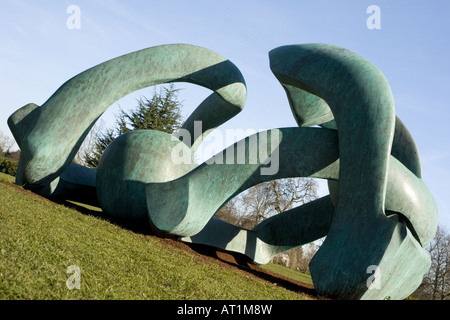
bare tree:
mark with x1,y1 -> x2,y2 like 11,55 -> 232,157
215,196 -> 245,227
216,177 -> 319,270
0,130 -> 16,156
237,178 -> 318,227
414,225 -> 450,300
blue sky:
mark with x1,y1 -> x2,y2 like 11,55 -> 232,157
1,0 -> 449,229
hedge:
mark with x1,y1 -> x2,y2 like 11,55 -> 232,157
0,156 -> 18,176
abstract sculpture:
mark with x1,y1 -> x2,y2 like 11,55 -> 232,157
8,43 -> 438,300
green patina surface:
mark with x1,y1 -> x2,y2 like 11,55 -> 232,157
8,44 -> 246,197
7,43 -> 438,300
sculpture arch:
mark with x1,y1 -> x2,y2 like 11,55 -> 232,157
8,43 -> 437,300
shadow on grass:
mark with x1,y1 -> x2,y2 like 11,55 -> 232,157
59,200 -> 155,236
183,242 -> 326,300
59,199 -> 326,300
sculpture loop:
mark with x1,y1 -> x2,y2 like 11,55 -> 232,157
8,43 -> 438,300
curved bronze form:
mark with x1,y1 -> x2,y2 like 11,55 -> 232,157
8,43 -> 437,300
8,44 -> 246,199
269,44 -> 437,299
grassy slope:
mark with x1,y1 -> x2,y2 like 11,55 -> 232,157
261,263 -> 313,286
0,173 -> 311,300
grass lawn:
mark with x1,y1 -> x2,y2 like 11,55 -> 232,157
261,263 -> 313,286
0,173 -> 313,300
